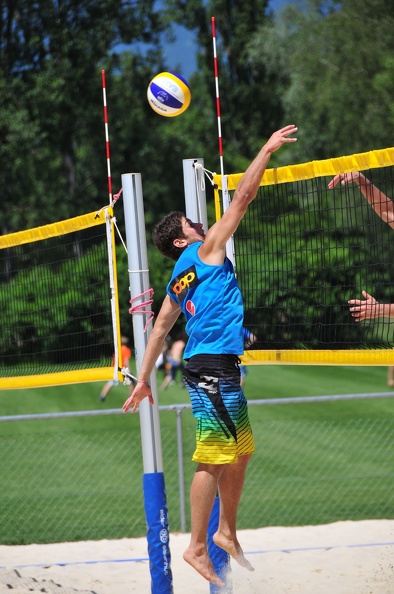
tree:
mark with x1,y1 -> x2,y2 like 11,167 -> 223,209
0,0 -> 226,330
162,0 -> 284,168
0,0 -> 166,232
247,0 -> 394,162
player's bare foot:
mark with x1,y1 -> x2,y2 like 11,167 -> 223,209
213,531 -> 254,572
183,546 -> 225,587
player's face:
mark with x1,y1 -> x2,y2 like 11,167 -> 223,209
181,217 -> 205,244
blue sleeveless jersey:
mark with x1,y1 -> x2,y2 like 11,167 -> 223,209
166,242 -> 244,358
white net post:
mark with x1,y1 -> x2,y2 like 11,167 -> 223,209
183,158 -> 208,231
121,173 -> 173,593
221,175 -> 236,267
122,173 -> 163,473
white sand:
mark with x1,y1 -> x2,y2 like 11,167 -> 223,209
1,520 -> 393,594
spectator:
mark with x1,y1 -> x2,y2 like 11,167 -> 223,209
161,332 -> 187,389
239,328 -> 257,388
99,336 -> 135,402
388,366 -> 394,388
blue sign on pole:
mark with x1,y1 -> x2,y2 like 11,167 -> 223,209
143,473 -> 173,593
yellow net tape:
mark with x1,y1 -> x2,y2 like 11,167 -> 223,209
0,368 -> 120,390
240,350 -> 394,366
0,209 -> 110,250
213,147 -> 394,190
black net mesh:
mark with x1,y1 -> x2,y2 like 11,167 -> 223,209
0,225 -> 114,378
235,167 -> 394,350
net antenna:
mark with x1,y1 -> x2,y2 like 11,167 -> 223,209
211,16 -> 236,266
101,69 -> 121,381
101,69 -> 113,207
212,16 -> 224,180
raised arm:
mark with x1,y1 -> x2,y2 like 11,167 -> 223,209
328,172 -> 394,229
199,125 -> 298,264
123,295 -> 181,413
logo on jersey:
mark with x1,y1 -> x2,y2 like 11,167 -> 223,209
169,265 -> 198,303
186,300 -> 195,316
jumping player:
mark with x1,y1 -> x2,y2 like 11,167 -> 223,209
122,125 -> 298,587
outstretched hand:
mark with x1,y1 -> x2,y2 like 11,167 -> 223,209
348,291 -> 381,322
265,125 -> 298,154
122,382 -> 154,413
328,172 -> 362,189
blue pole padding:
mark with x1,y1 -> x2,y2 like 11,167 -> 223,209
207,496 -> 232,593
143,472 -> 173,594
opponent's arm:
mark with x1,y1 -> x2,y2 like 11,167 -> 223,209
348,291 -> 394,322
123,296 -> 181,413
199,125 -> 298,265
329,172 -> 394,228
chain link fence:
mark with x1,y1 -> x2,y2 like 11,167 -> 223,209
0,395 -> 393,545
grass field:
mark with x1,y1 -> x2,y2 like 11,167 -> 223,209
1,363 -> 393,415
0,364 -> 393,544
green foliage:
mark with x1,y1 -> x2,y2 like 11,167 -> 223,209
0,0 -> 167,232
2,0 -> 394,355
0,240 -> 113,371
164,0 -> 283,164
248,0 -> 394,162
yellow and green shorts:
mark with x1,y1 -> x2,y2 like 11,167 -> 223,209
183,354 -> 255,465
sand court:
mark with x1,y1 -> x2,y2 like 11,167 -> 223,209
0,520 -> 393,593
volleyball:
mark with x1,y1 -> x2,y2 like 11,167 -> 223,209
147,72 -> 191,117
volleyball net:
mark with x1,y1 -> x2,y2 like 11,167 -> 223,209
0,208 -> 122,389
213,147 -> 394,365
3,147 -> 394,389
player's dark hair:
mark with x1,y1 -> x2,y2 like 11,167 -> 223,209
152,211 -> 187,261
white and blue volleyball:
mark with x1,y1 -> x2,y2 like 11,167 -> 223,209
147,72 -> 191,117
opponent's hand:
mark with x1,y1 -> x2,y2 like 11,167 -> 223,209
328,172 -> 362,189
122,382 -> 154,413
264,125 -> 298,154
348,291 -> 381,322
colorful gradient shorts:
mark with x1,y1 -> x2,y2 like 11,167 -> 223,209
183,354 -> 255,464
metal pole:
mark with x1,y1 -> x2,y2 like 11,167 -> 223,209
122,173 -> 162,472
221,175 -> 236,267
176,408 -> 187,532
122,172 -> 173,593
183,158 -> 208,231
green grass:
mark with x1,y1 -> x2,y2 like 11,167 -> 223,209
0,365 -> 393,544
1,364 -> 392,414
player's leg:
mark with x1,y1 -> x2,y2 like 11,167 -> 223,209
182,354 -> 254,581
183,463 -> 226,587
213,453 -> 254,571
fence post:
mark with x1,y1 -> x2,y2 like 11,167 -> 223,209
176,407 -> 187,532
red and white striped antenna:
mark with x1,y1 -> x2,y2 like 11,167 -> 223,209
101,69 -> 113,206
211,17 -> 236,267
211,17 -> 225,178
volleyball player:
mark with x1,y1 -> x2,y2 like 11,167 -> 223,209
122,125 -> 298,587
